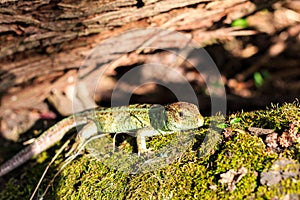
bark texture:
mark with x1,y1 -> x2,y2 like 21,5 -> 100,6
0,0 -> 282,140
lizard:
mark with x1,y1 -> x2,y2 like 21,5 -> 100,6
0,102 -> 204,177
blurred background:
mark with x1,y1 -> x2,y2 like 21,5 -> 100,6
0,0 -> 299,141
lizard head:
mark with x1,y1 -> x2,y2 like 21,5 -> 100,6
165,102 -> 204,131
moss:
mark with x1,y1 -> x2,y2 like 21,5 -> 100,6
54,157 -> 128,199
0,101 -> 299,199
215,133 -> 277,173
229,100 -> 300,131
0,178 -> 27,200
214,132 -> 277,199
255,174 -> 300,199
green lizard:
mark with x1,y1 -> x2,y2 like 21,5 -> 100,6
0,102 -> 204,177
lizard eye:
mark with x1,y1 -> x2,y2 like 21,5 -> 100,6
178,111 -> 184,117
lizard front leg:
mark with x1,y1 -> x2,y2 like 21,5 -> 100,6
136,127 -> 173,155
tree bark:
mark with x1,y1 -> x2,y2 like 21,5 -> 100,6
0,0 -> 275,140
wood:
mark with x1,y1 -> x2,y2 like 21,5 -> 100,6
0,0 -> 265,140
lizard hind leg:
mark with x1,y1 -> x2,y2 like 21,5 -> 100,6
77,121 -> 116,154
66,121 -> 99,158
77,121 -> 100,142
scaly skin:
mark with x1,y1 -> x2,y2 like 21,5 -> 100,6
0,102 -> 204,177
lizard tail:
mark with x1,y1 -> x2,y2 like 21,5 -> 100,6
0,115 -> 88,177
0,145 -> 36,177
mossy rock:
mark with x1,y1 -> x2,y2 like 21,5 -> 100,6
0,101 -> 299,199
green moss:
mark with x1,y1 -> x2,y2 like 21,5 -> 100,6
256,174 -> 300,199
215,133 -> 276,173
0,178 -> 27,200
54,157 -> 128,199
0,101 -> 299,199
214,132 -> 277,199
230,100 -> 300,131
